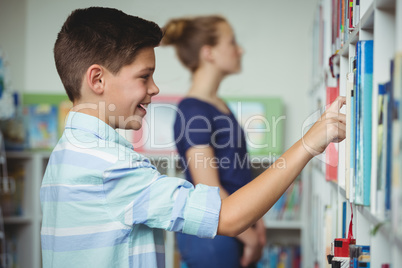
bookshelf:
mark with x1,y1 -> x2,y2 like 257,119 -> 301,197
3,151 -> 49,268
308,0 -> 402,267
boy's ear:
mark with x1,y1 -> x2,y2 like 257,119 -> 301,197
86,64 -> 105,95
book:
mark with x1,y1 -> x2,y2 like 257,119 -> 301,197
376,84 -> 387,218
350,58 -> 357,203
26,104 -> 58,150
345,71 -> 354,199
342,201 -> 347,238
353,0 -> 360,27
348,0 -> 354,30
326,86 -> 340,182
257,244 -> 301,268
383,80 -> 393,218
392,53 -> 402,237
354,40 -> 373,206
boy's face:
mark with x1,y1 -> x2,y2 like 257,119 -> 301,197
104,47 -> 159,130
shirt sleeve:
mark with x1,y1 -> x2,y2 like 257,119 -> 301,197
103,153 -> 221,239
174,102 -> 214,153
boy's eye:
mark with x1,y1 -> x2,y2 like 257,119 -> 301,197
140,74 -> 150,80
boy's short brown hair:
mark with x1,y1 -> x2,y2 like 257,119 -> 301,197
54,7 -> 163,102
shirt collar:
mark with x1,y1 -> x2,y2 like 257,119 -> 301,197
65,111 -> 134,150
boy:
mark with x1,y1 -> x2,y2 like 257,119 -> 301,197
41,7 -> 346,268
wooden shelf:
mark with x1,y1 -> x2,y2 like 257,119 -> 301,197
264,220 -> 302,230
4,216 -> 32,225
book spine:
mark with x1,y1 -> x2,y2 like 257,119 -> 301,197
354,40 -> 373,206
346,72 -> 354,199
326,86 -> 340,182
376,84 -> 387,218
350,60 -> 357,204
348,0 -> 354,30
354,42 -> 362,204
362,40 -> 374,206
385,81 -> 393,216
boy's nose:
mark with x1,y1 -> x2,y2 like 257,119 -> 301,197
148,81 -> 159,96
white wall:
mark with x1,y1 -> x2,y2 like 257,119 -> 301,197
0,0 -> 318,149
0,0 -> 27,91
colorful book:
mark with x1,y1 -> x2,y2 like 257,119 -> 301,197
26,104 -> 58,150
354,40 -> 373,206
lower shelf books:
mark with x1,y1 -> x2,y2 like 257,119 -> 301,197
263,176 -> 302,221
326,239 -> 371,268
3,230 -> 18,268
257,244 -> 301,268
0,165 -> 24,217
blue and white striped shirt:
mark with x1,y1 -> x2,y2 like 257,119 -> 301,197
40,111 -> 221,267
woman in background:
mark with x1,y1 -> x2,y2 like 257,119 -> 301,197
162,15 -> 266,268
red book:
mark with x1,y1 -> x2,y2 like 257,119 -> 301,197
326,86 -> 340,181
348,0 -> 354,29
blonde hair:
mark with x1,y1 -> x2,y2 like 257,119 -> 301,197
162,15 -> 227,72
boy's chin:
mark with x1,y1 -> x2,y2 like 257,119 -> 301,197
116,122 -> 142,131
128,123 -> 142,131
132,124 -> 142,131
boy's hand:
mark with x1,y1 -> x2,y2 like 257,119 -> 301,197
302,96 -> 346,156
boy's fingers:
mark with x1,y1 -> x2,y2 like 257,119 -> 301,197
335,113 -> 346,124
327,96 -> 346,112
323,112 -> 346,124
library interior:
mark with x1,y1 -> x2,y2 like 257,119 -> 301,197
0,0 -> 401,267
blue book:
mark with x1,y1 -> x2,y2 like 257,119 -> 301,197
342,201 -> 347,238
355,40 -> 373,206
354,54 -> 361,204
385,81 -> 393,216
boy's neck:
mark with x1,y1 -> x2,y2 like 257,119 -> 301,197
71,101 -> 110,126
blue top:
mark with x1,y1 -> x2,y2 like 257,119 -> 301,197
174,97 -> 253,195
40,111 -> 221,268
173,98 -> 254,268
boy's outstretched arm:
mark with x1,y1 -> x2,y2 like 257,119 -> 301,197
217,96 -> 346,237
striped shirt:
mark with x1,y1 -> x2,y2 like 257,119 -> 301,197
40,111 -> 221,268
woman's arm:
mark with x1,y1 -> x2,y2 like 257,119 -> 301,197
218,96 -> 346,236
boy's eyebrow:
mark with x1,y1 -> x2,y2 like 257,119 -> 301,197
140,67 -> 155,72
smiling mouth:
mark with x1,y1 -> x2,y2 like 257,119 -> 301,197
137,103 -> 149,112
